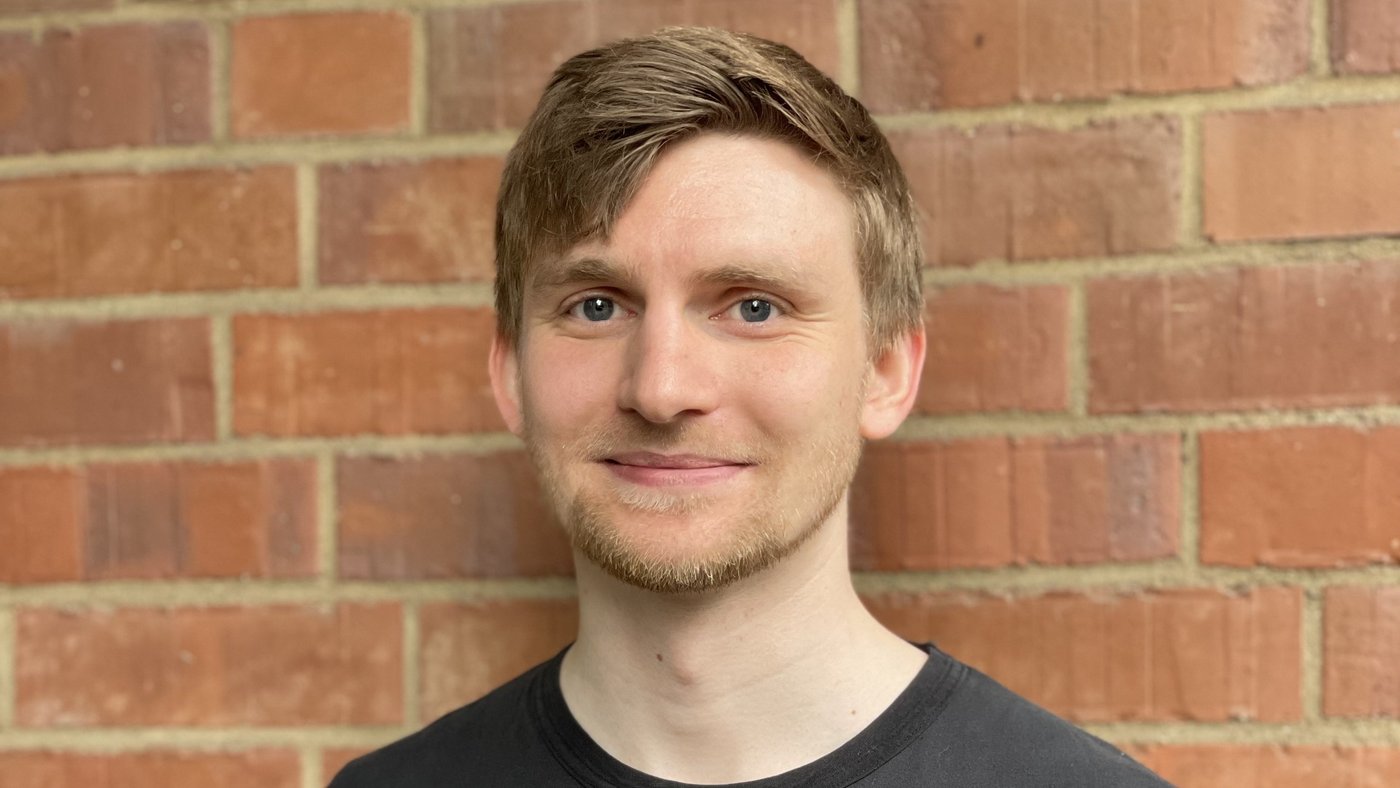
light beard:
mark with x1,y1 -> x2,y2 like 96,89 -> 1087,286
523,416 -> 862,594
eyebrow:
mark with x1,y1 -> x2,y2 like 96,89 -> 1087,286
532,257 -> 812,296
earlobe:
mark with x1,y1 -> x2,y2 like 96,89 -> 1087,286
489,333 -> 524,436
859,325 -> 926,440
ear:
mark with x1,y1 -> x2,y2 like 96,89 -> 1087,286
859,324 -> 926,440
489,332 -> 524,436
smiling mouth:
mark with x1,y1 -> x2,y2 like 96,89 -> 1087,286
601,453 -> 752,487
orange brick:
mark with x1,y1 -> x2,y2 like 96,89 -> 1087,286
851,434 -> 1179,570
860,0 -> 1308,112
231,12 -> 411,138
16,604 -> 402,726
338,450 -> 572,580
233,308 -> 503,437
1126,744 -> 1400,788
1201,427 -> 1400,567
0,459 -> 316,583
0,168 -> 297,299
1331,0 -> 1400,74
420,599 -> 577,721
0,23 -> 209,155
1088,263 -> 1400,413
889,118 -> 1181,266
427,0 -> 840,132
1204,103 -> 1400,242
0,750 -> 300,788
0,467 -> 83,584
918,284 -> 1068,414
1324,586 -> 1400,718
323,749 -> 376,784
0,318 -> 214,447
866,587 -> 1303,722
318,157 -> 504,285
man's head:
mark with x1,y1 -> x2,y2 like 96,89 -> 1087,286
489,28 -> 926,593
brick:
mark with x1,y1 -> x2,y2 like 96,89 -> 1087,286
16,604 -> 402,726
0,750 -> 300,788
427,0 -> 840,133
918,284 -> 1068,413
0,167 -> 297,299
231,12 -> 411,138
1088,262 -> 1400,413
1204,103 -> 1400,242
860,0 -> 1308,112
338,450 -> 571,580
889,118 -> 1181,266
866,587 -> 1302,722
1325,586 -> 1400,718
233,308 -> 503,437
0,467 -> 83,584
1201,427 -> 1400,568
0,459 -> 315,584
1332,0 -> 1400,74
1127,744 -> 1400,788
850,434 -> 1179,570
0,319 -> 214,447
420,599 -> 577,721
0,23 -> 209,155
319,157 -> 504,285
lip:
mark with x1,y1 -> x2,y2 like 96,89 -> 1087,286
601,453 -> 751,487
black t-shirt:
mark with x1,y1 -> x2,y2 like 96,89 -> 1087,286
330,643 -> 1171,787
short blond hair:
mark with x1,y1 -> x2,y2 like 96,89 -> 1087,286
494,27 -> 923,352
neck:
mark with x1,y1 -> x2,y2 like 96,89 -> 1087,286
559,503 -> 926,783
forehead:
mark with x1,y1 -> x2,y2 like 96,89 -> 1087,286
530,133 -> 859,290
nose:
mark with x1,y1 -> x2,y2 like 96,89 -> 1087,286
617,308 -> 719,423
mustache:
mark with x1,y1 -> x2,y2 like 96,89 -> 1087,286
573,420 -> 768,465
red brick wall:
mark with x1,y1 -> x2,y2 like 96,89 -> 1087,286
1,1 -> 1398,786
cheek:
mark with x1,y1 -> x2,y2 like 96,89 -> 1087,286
520,340 -> 620,433
730,340 -> 865,433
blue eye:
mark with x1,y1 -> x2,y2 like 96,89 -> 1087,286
574,297 -> 615,322
737,299 -> 773,323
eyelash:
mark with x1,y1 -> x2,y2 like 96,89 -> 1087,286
561,293 -> 788,323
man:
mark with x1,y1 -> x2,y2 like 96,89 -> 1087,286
332,28 -> 1169,787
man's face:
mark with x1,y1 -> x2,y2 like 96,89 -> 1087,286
495,133 -> 886,593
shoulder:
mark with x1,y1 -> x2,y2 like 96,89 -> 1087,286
905,650 -> 1171,787
328,658 -> 554,788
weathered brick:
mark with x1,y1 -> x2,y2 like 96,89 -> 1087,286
1201,427 -> 1400,567
0,750 -> 300,787
0,0 -> 111,14
319,157 -> 503,285
918,284 -> 1068,414
0,459 -> 316,583
866,587 -> 1302,722
231,12 -> 411,138
0,22 -> 209,155
338,450 -> 571,580
427,0 -> 840,132
851,434 -> 1179,570
16,604 -> 402,726
1127,744 -> 1400,788
0,167 -> 297,299
233,308 -> 503,437
889,118 -> 1181,266
1204,103 -> 1400,242
860,0 -> 1309,112
1088,262 -> 1400,413
420,599 -> 577,721
1325,586 -> 1400,718
1332,0 -> 1400,74
0,318 -> 214,447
